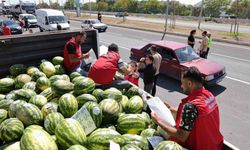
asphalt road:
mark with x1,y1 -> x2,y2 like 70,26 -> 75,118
11,20 -> 250,149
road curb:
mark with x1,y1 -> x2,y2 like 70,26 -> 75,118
70,18 -> 250,47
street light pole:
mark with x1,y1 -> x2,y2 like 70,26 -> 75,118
198,0 -> 204,29
161,0 -> 169,40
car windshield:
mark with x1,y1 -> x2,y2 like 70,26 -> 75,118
48,16 -> 65,24
90,20 -> 100,24
175,46 -> 200,63
22,5 -> 35,10
3,20 -> 16,26
27,15 -> 36,19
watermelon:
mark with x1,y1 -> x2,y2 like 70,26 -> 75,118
155,141 -> 183,150
41,102 -> 59,117
72,76 -> 86,84
29,95 -> 47,109
67,145 -> 88,150
122,134 -> 149,150
125,96 -> 143,114
83,101 -> 102,128
36,76 -> 50,91
15,74 -> 32,89
31,71 -> 46,81
76,94 -> 97,107
70,72 -> 81,81
16,103 -> 43,126
117,113 -> 147,134
120,95 -> 129,110
55,118 -> 86,149
44,112 -> 64,135
9,64 -> 26,77
0,94 -> 5,100
0,78 -> 15,93
26,66 -> 40,76
0,99 -> 14,110
87,128 -> 125,150
140,112 -> 151,126
0,141 -> 21,150
73,77 -> 95,96
0,109 -> 8,124
40,87 -> 58,101
121,144 -> 141,150
0,118 -> 24,142
92,89 -> 103,103
99,99 -> 121,124
100,124 -> 116,131
140,128 -> 158,137
20,125 -> 58,150
8,100 -> 27,118
40,61 -> 56,77
22,81 -> 37,91
49,75 -> 70,84
59,93 -> 78,118
15,89 -> 36,102
51,80 -> 74,95
126,86 -> 140,98
55,65 -> 66,75
52,56 -> 64,65
102,88 -> 123,102
5,91 -> 17,100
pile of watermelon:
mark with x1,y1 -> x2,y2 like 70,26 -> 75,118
0,56 -> 184,150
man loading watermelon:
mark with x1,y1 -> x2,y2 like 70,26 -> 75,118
151,67 -> 224,150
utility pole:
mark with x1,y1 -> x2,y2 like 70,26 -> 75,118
198,0 -> 204,29
161,0 -> 169,40
234,0 -> 240,37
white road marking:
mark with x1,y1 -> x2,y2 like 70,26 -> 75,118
226,76 -> 250,85
211,53 -> 250,63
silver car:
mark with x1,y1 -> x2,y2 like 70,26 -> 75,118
81,19 -> 107,32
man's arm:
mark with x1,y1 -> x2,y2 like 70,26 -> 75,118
67,43 -> 90,63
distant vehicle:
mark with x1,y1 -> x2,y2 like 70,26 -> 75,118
81,19 -> 107,32
36,9 -> 70,32
115,12 -> 128,17
10,2 -> 36,16
130,41 -> 226,86
2,5 -> 11,15
0,19 -> 23,35
19,14 -> 37,27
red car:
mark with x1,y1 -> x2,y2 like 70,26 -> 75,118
130,40 -> 226,86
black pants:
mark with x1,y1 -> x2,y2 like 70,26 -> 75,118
152,74 -> 159,96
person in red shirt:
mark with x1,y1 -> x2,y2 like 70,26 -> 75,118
124,61 -> 139,86
88,43 -> 130,89
151,67 -> 224,150
2,24 -> 11,36
64,31 -> 90,75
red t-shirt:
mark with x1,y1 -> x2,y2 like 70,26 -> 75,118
124,73 -> 139,86
2,26 -> 11,35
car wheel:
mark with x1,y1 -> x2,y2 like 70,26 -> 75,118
39,27 -> 43,32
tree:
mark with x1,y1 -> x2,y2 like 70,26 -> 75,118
228,0 -> 250,19
50,2 -> 61,9
64,0 -> 75,9
83,2 -> 97,11
204,0 -> 229,17
97,1 -> 109,11
113,0 -> 131,12
144,0 -> 163,14
37,2 -> 50,9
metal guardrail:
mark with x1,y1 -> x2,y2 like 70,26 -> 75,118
0,29 -> 99,77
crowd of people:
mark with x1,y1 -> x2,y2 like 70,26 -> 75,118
63,31 -> 223,150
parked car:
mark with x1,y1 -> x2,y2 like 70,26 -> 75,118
81,19 -> 107,32
0,19 -> 23,35
130,41 -> 226,86
115,12 -> 128,17
19,13 -> 37,27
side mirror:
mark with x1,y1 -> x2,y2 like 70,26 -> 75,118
45,21 -> 49,25
67,20 -> 70,24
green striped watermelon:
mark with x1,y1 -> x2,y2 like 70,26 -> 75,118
49,75 -> 70,84
117,113 -> 147,134
29,95 -> 47,109
16,103 -> 43,126
15,74 -> 32,89
92,89 -> 104,103
87,128 -> 125,150
44,112 -> 64,135
72,76 -> 86,84
8,100 -> 26,118
126,86 -> 140,98
15,89 -> 36,102
40,61 -> 56,77
67,145 -> 88,150
22,81 -> 37,91
0,99 -> 14,110
0,78 -> 15,94
9,64 -> 26,77
140,128 -> 158,137
41,102 -> 59,117
0,118 -> 24,142
52,56 -> 64,65
20,125 -> 58,150
36,76 -> 50,91
155,141 -> 183,150
100,124 -> 116,131
125,96 -> 143,114
55,118 -> 86,149
99,99 -> 121,124
73,77 -> 95,96
5,91 -> 17,100
102,88 -> 123,102
0,109 -> 8,124
121,144 -> 141,150
0,94 -> 5,100
31,71 -> 46,81
40,87 -> 58,101
122,134 -> 149,150
26,66 -> 40,76
119,95 -> 129,110
77,94 -> 97,107
59,93 -> 78,118
0,141 -> 21,150
140,112 -> 152,127
70,72 -> 81,81
55,65 -> 66,75
51,80 -> 74,95
83,101 -> 102,128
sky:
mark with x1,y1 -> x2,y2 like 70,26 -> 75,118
5,0 -> 201,6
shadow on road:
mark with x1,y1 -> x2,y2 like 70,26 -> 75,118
207,84 -> 227,97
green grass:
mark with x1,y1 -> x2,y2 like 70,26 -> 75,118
224,32 -> 247,37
